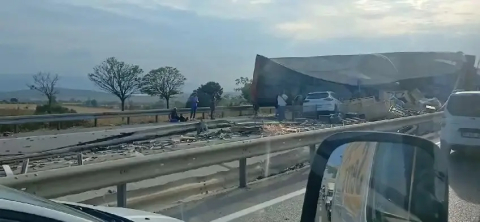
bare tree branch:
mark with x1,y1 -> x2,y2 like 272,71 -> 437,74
29,72 -> 60,112
88,57 -> 143,111
140,67 -> 186,109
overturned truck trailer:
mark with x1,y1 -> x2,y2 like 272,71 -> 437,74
251,52 -> 477,107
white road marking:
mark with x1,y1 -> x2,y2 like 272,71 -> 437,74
210,188 -> 306,222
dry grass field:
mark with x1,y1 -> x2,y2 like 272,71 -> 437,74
0,103 -> 275,132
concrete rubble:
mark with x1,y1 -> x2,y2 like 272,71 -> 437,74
10,119 -> 339,174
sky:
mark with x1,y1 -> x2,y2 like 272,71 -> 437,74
1,0 -> 480,91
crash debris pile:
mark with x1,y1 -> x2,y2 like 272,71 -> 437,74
5,120 -> 339,174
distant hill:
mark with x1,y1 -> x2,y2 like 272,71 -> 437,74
0,87 -> 239,104
0,74 -> 236,104
0,73 -> 221,93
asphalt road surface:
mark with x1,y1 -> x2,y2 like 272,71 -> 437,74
0,117 -> 250,155
159,139 -> 480,222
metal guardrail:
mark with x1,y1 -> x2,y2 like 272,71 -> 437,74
0,105 -> 274,131
0,112 -> 443,207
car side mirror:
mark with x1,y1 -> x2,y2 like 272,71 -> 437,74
300,131 -> 448,222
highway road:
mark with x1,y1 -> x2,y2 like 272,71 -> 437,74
158,139 -> 480,222
0,117 -> 251,155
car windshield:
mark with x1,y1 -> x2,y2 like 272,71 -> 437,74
306,92 -> 329,99
1,1 -> 478,222
0,186 -> 104,222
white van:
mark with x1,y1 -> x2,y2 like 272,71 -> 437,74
440,91 -> 480,154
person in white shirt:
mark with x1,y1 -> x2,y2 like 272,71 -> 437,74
277,92 -> 288,121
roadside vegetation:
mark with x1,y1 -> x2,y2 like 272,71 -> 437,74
0,57 -> 260,134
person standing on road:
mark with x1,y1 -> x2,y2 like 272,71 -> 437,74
274,93 -> 279,118
190,91 -> 199,120
210,93 -> 217,120
277,92 -> 288,121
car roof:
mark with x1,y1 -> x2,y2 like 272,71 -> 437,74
452,91 -> 480,95
308,91 -> 333,94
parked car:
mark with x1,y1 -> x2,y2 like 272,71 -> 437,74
302,91 -> 343,117
0,184 -> 183,222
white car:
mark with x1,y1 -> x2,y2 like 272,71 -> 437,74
0,185 -> 183,222
302,91 -> 343,117
440,90 -> 480,154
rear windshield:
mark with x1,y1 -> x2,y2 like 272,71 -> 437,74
306,92 -> 329,99
446,94 -> 480,117
327,190 -> 334,196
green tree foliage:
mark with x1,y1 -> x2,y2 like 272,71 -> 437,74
186,82 -> 223,108
88,57 -> 143,111
140,66 -> 186,109
84,99 -> 98,107
198,81 -> 223,100
326,165 -> 338,178
234,77 -> 253,103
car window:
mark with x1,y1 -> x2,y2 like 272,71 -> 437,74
330,92 -> 338,99
0,209 -> 62,222
306,92 -> 329,99
327,190 -> 334,196
369,142 -> 411,220
0,186 -> 103,222
446,94 -> 480,117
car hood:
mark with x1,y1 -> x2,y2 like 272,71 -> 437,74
54,201 -> 183,222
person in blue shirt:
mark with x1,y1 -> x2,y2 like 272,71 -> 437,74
169,107 -> 180,122
190,91 -> 199,120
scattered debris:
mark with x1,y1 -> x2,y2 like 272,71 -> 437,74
9,117 -> 365,174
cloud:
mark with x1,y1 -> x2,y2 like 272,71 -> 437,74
70,0 -> 479,41
0,0 -> 478,92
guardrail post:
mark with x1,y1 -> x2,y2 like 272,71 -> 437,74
94,118 -> 98,127
1,165 -> 13,177
221,111 -> 225,118
155,115 -> 159,123
202,112 -> 205,119
309,145 -> 316,164
20,159 -> 29,174
56,122 -> 61,130
239,158 -> 247,188
13,125 -> 18,133
239,110 -> 243,116
127,117 -> 130,125
77,154 -> 84,165
117,184 -> 127,207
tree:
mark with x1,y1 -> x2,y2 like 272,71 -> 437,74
141,66 -> 186,109
326,165 -> 338,178
235,77 -> 253,103
9,98 -> 18,103
198,81 -> 223,101
29,72 -> 60,113
88,57 -> 143,111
